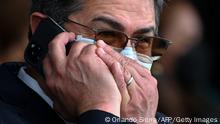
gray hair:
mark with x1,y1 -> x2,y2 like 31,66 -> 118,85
31,0 -> 85,24
155,0 -> 165,33
31,0 -> 164,32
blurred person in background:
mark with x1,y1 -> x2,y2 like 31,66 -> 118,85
155,0 -> 220,120
0,0 -> 31,63
152,0 -> 203,117
175,0 -> 220,118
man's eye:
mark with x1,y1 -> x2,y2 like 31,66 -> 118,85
98,30 -> 118,37
133,35 -> 146,40
135,35 -> 154,42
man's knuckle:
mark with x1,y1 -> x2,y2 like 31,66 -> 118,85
70,42 -> 80,50
46,78 -> 55,90
150,76 -> 158,86
89,44 -> 97,49
149,84 -> 158,95
121,60 -> 129,68
80,44 -> 96,56
87,45 -> 97,53
78,54 -> 89,65
48,40 -> 56,49
54,82 -> 62,93
55,67 -> 64,77
66,60 -> 74,69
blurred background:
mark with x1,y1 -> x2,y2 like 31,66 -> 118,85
153,0 -> 220,121
0,0 -> 219,121
0,0 -> 31,63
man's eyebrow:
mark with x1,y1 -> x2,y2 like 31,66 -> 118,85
134,27 -> 155,35
92,16 -> 155,35
92,16 -> 125,31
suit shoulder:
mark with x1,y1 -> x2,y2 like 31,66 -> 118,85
0,62 -> 25,79
0,100 -> 29,124
0,62 -> 25,72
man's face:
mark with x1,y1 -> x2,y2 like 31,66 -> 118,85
65,0 -> 156,44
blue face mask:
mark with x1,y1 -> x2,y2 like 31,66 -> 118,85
120,47 -> 153,71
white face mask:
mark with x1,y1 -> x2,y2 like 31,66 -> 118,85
75,36 -> 154,71
120,47 -> 153,71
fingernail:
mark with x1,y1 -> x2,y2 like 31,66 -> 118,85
69,32 -> 75,36
69,32 -> 76,40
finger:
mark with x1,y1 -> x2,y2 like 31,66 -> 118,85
73,44 -> 101,82
123,67 -> 138,100
96,47 -> 116,68
97,40 -> 127,66
48,32 -> 75,72
125,64 -> 148,90
77,44 -> 99,68
66,42 -> 89,80
97,40 -> 151,76
97,43 -> 139,98
97,46 -> 133,103
67,41 -> 89,60
80,44 -> 97,57
110,62 -> 130,103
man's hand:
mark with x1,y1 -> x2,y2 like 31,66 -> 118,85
43,32 -> 121,121
96,40 -> 159,124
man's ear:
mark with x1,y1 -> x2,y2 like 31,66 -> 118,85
30,12 -> 47,34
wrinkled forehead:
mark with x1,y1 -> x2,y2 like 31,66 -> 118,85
71,0 -> 156,33
85,0 -> 155,11
85,0 -> 155,19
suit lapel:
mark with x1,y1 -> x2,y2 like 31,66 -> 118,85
0,62 -> 65,124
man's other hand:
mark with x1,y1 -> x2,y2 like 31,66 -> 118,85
97,40 -> 158,124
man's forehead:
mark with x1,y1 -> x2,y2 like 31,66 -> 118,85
85,0 -> 155,10
69,0 -> 156,34
81,0 -> 155,23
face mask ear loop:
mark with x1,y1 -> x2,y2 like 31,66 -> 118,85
151,56 -> 161,61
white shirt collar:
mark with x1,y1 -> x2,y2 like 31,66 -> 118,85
17,66 -> 53,108
18,66 -> 75,124
17,66 -> 75,124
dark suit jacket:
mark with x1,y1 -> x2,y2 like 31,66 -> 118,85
0,62 -> 170,124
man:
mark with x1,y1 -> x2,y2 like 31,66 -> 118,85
0,0 -> 171,123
